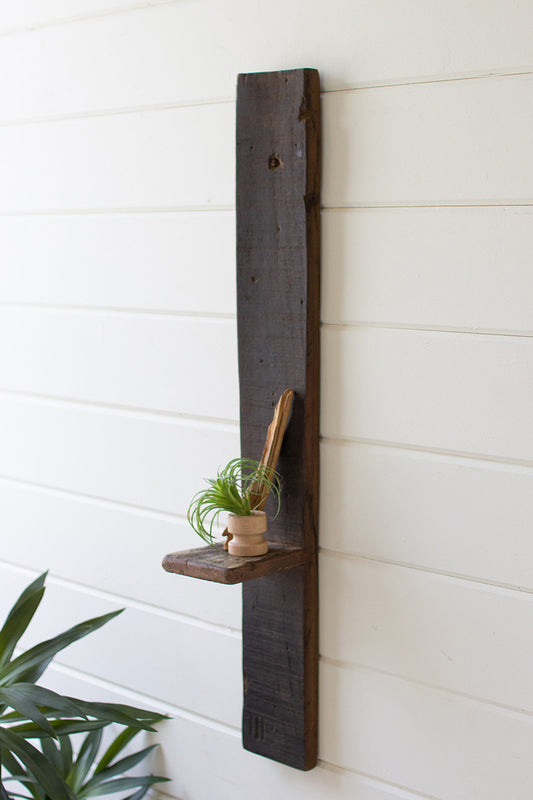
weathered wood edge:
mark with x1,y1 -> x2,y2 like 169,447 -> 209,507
162,543 -> 310,585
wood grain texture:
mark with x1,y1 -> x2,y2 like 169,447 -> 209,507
162,543 -> 309,585
237,68 -> 320,770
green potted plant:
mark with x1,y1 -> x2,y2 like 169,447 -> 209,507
187,457 -> 281,557
0,573 -> 168,800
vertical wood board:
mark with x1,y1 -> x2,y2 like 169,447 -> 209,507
236,67 -> 320,770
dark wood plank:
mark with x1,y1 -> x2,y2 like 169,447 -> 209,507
162,543 -> 310,585
237,68 -> 320,770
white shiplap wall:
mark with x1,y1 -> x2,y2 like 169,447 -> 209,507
0,3 -> 532,799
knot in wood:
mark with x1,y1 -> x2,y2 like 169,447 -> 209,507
268,153 -> 283,170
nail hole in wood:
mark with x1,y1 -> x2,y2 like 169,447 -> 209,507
268,153 -> 283,170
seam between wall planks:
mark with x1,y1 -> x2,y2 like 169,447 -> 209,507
320,322 -> 533,339
46,633 -> 533,743
0,559 -> 242,638
0,69 -> 530,128
6,387 -> 531,471
45,627 -> 533,750
319,656 -> 533,720
140,764 -> 443,800
1,473 -> 531,597
315,764 -> 447,800
0,305 -> 530,339
320,435 -> 533,470
0,299 -> 531,337
0,388 -> 240,428
0,206 -> 237,217
1,303 -> 235,320
0,303 -> 236,321
0,96 -> 235,129
316,762 -> 444,800
319,547 -> 533,596
153,768 -> 443,800
0,473 -> 190,522
0,0 -> 181,38
47,638 -> 533,729
46,662 -> 241,736
0,202 -> 533,218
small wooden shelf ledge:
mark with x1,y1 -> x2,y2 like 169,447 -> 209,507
162,543 -> 311,585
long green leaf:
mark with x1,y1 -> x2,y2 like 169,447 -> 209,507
82,746 -> 157,792
93,727 -> 138,775
39,739 -> 61,774
0,729 -> 75,800
0,749 -> 40,800
0,747 -> 24,779
79,775 -> 168,798
0,781 -> 11,800
122,788 -> 150,800
0,685 -> 85,740
58,735 -> 73,781
70,730 -> 102,794
0,611 -> 123,687
0,692 -> 55,739
7,720 -> 109,740
0,576 -> 47,673
67,701 -> 165,732
1,686 -> 82,720
2,792 -> 36,800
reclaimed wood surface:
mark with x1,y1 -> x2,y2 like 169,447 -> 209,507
162,542 -> 309,585
237,67 -> 320,770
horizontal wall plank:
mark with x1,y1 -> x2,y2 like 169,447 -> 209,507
320,661 -> 533,800
0,309 -> 239,419
40,648 -> 533,800
320,552 -> 533,712
320,441 -> 533,590
0,1 -> 171,33
323,74 -> 533,206
2,207 -> 531,336
0,103 -> 235,212
0,480 -> 242,630
1,568 -> 242,728
0,395 -> 239,513
0,212 -> 236,314
2,75 -> 533,213
43,670 -> 430,800
1,1 -> 532,117
322,207 -> 533,333
321,327 -> 533,462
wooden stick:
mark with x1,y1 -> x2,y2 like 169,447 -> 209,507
223,389 -> 294,549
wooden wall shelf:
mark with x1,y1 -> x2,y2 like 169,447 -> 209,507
162,543 -> 310,585
162,67 -> 320,771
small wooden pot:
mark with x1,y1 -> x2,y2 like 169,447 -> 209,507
227,510 -> 268,557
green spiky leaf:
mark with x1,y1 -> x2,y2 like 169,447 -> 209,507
0,611 -> 123,688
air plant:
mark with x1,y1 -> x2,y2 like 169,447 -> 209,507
186,457 -> 281,545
